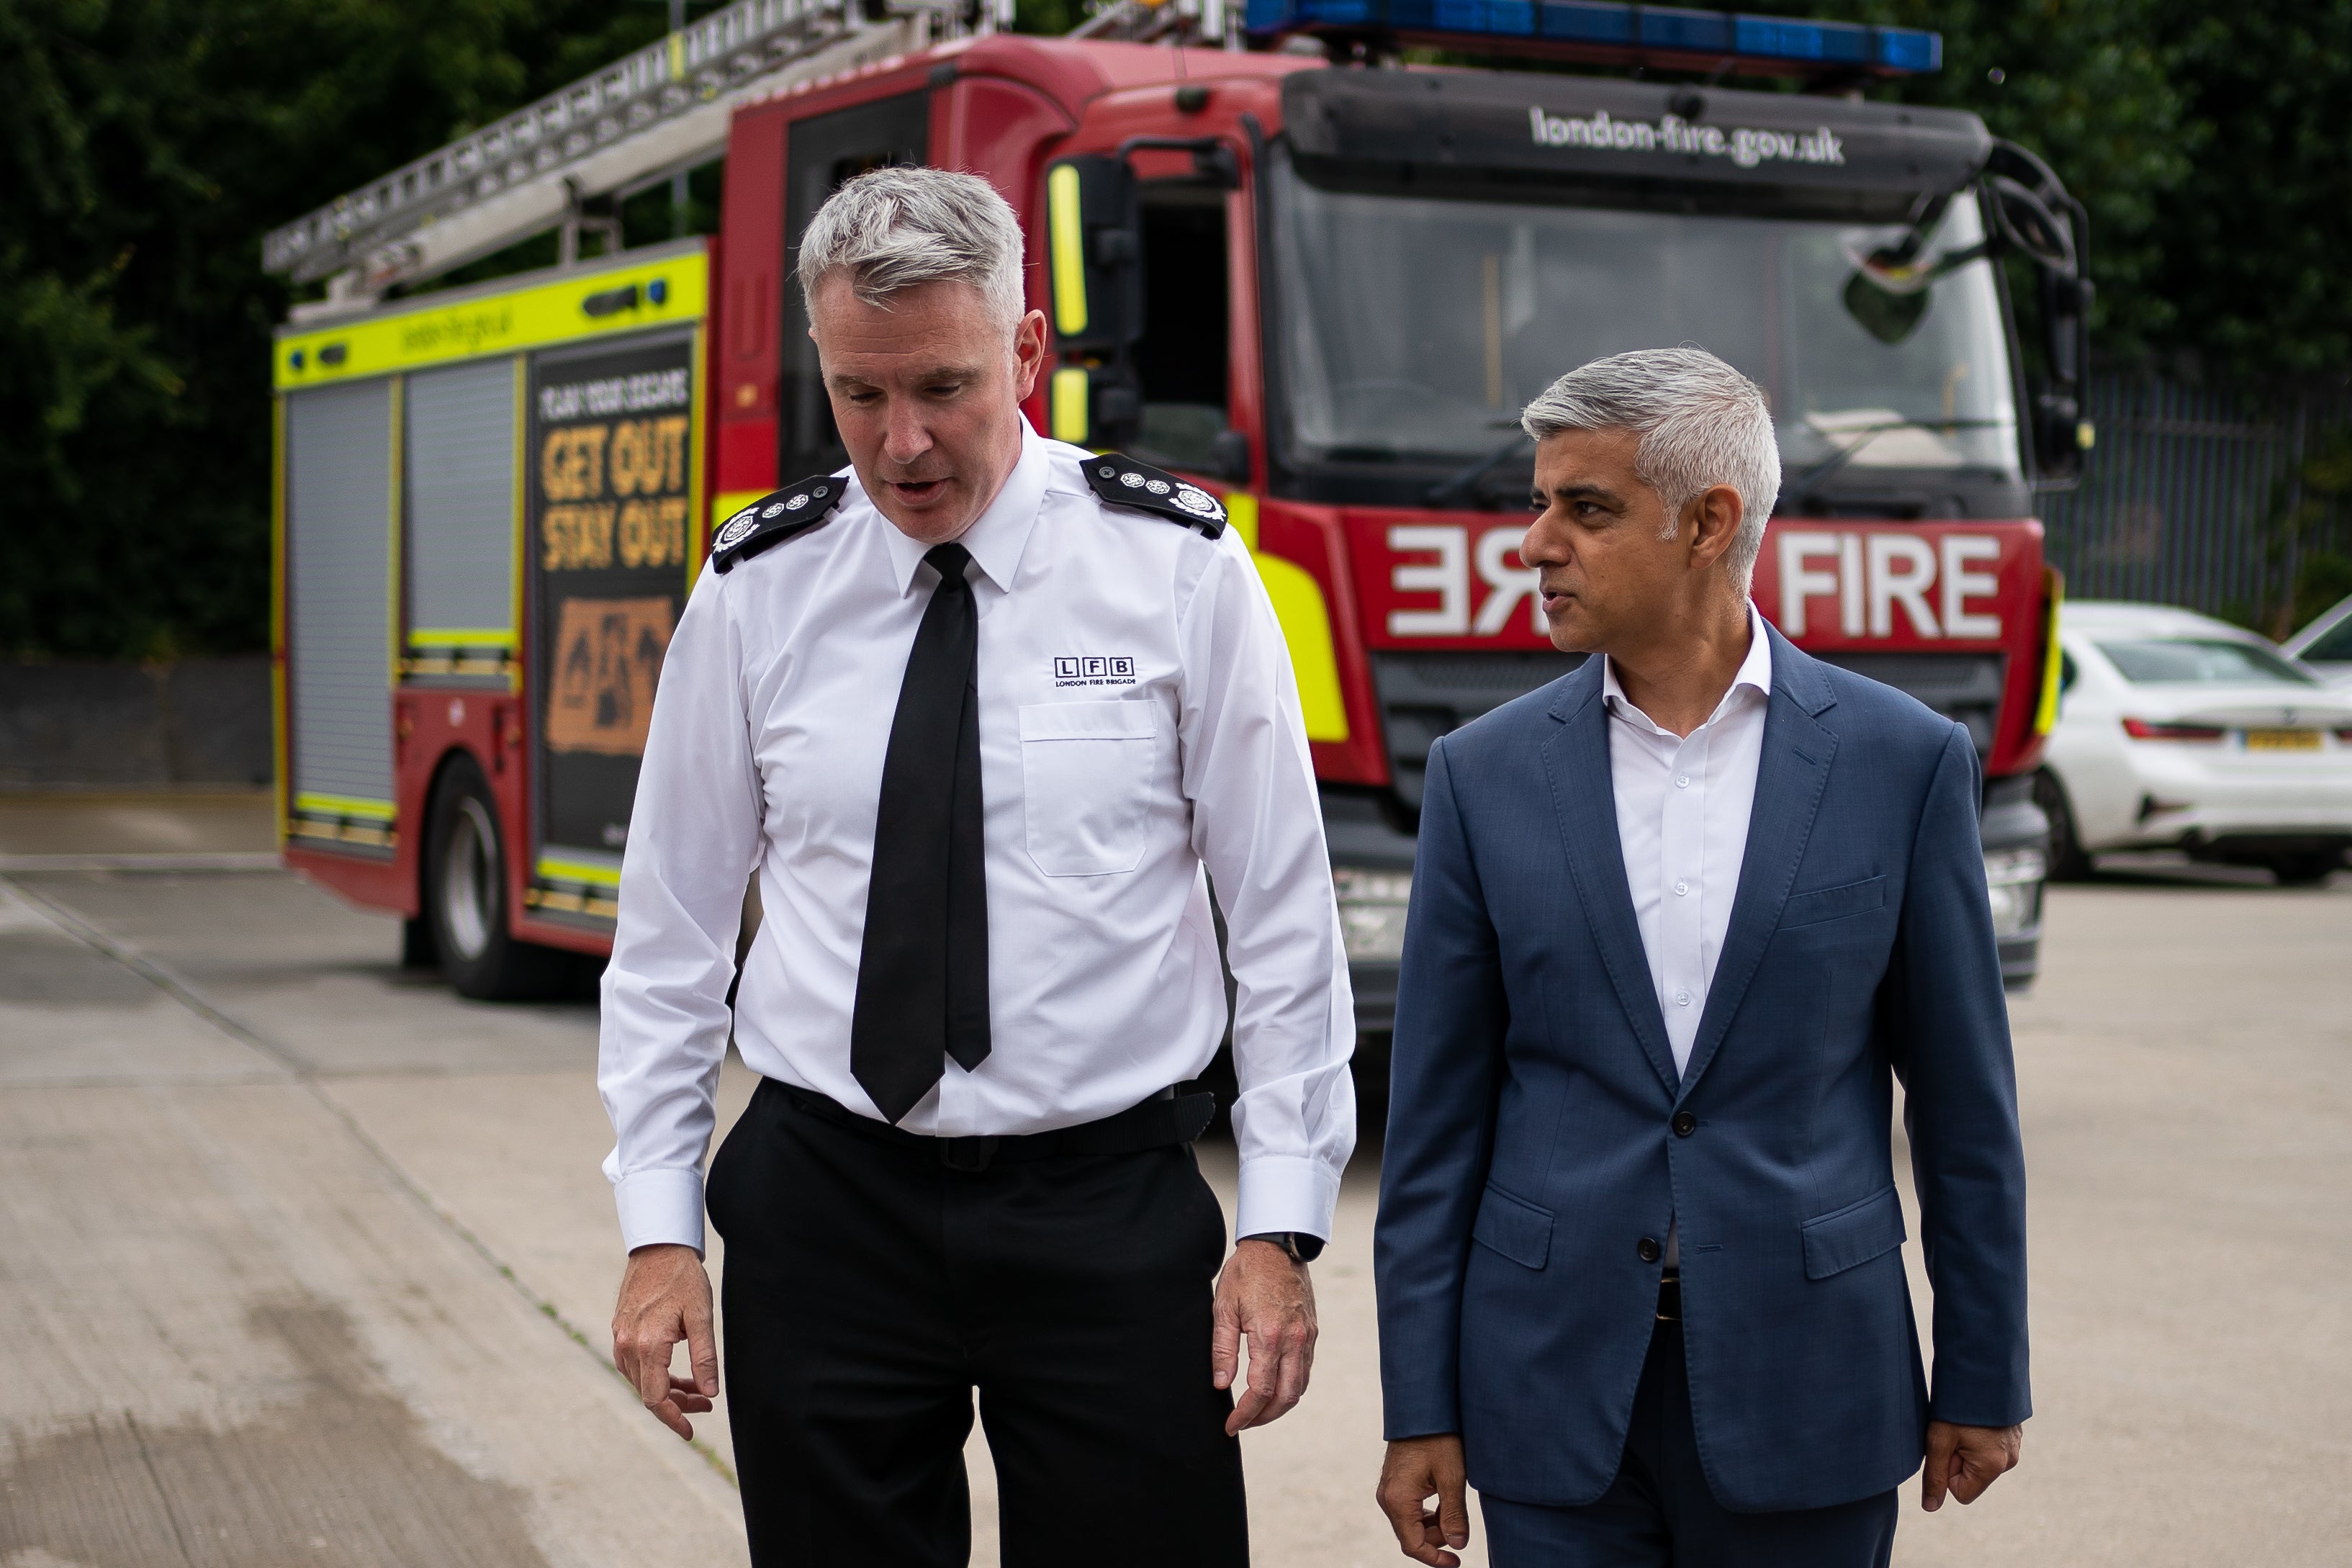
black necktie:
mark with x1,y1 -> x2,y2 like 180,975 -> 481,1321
850,541 -> 991,1123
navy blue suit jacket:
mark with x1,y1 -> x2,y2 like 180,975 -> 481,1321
1374,626 -> 2029,1513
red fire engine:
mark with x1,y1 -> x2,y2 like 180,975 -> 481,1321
265,0 -> 2086,1013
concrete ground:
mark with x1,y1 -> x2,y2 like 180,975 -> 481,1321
0,791 -> 2346,1566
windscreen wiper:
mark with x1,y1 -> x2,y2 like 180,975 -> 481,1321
1785,418 -> 2009,503
1425,431 -> 1533,509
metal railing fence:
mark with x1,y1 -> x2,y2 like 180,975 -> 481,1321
2037,375 -> 2352,636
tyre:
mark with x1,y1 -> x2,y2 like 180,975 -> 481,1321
2270,852 -> 2341,888
423,756 -> 575,1000
2033,769 -> 2094,882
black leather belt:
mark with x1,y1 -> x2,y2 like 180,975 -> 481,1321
1657,1272 -> 1682,1323
777,1081 -> 1216,1172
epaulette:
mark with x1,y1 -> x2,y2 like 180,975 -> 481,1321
710,473 -> 849,573
1081,454 -> 1227,540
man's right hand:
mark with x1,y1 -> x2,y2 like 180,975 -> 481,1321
611,1243 -> 719,1441
1376,1433 -> 1472,1567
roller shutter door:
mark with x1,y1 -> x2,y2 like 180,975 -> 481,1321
406,360 -> 516,645
286,380 -> 395,818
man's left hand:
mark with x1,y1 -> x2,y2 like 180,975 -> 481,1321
1212,1238 -> 1318,1434
1921,1420 -> 2022,1511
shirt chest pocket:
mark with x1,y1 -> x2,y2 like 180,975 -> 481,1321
1017,701 -> 1161,876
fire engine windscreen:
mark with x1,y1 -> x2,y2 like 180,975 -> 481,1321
1269,156 -> 2020,508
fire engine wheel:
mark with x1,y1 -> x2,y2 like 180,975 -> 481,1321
424,759 -> 572,1001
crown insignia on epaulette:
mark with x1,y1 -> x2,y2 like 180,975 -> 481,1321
711,474 -> 849,572
1083,454 -> 1227,539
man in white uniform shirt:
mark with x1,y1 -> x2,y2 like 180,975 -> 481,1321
598,168 -> 1355,1567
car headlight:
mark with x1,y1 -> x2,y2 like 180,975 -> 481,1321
1333,866 -> 1412,963
1983,846 -> 2047,940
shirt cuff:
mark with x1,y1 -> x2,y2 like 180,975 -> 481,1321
613,1166 -> 708,1256
1235,1153 -> 1342,1243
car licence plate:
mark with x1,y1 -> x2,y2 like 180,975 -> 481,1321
2244,728 -> 2323,751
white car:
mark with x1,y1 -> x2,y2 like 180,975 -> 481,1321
2037,601 -> 2352,885
2283,592 -> 2352,686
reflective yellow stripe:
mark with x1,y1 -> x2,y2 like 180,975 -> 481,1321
2034,567 -> 2065,736
1047,164 -> 1088,338
1050,367 -> 1091,443
536,855 -> 623,887
1224,495 -> 1348,744
294,792 -> 397,821
274,248 -> 707,388
407,628 -> 516,648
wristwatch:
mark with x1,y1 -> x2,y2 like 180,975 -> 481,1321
1240,1231 -> 1325,1263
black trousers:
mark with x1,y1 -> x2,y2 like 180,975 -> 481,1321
706,1078 -> 1248,1568
1482,1312 -> 1898,1567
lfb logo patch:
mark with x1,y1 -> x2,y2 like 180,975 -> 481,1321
1053,654 -> 1137,688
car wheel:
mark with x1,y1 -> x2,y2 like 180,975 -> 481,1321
424,757 -> 575,1000
2033,769 -> 2094,881
2269,851 -> 2341,888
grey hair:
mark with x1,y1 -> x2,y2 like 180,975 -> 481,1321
1520,347 -> 1781,592
796,165 -> 1025,326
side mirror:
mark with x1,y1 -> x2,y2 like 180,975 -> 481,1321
2029,265 -> 2094,483
1045,156 -> 1145,356
1985,175 -> 2076,274
1986,141 -> 2094,487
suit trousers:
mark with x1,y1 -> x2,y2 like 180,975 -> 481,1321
1481,1312 -> 1898,1568
705,1076 -> 1248,1568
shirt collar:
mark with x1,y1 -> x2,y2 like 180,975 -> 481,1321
1602,600 -> 1775,734
875,418 -> 1047,596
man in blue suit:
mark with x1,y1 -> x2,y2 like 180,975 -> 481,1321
1373,348 -> 2029,1567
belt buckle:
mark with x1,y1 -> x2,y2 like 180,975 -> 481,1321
938,1135 -> 999,1172
1655,1274 -> 1682,1323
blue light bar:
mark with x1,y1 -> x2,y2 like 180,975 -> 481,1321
1244,0 -> 1943,77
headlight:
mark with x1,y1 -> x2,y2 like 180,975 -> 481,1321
1333,866 -> 1412,963
1983,846 -> 2046,940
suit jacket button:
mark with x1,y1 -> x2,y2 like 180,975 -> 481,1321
1637,1236 -> 1662,1263
1672,1111 -> 1698,1137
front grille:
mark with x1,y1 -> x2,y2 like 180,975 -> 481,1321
1811,652 -> 2008,755
1371,651 -> 1586,810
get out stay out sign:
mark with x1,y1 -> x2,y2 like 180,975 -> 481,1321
1349,516 -> 2035,652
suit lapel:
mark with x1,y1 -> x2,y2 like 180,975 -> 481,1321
1542,664 -> 1680,1097
1678,628 -> 1839,1097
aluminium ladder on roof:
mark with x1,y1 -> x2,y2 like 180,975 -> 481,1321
262,0 -> 1004,298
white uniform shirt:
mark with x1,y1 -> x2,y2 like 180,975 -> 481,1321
599,422 -> 1356,1255
1601,602 -> 1775,1077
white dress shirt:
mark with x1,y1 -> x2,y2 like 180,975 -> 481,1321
599,421 -> 1356,1255
1605,603 -> 1772,1269
1602,601 -> 1775,1076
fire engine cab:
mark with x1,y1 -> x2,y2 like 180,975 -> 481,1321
265,0 -> 2084,1014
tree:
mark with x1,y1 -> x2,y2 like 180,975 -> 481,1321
2140,4 -> 2352,378
0,0 -> 679,659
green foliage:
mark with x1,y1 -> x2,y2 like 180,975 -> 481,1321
2275,429 -> 2352,633
2294,553 -> 2352,633
2143,4 -> 2352,377
0,0 -> 693,658
1014,0 -> 1091,36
